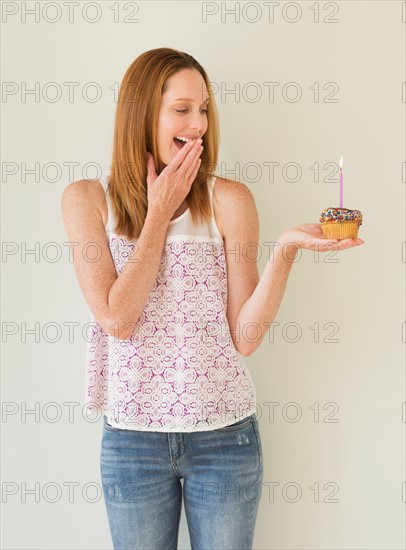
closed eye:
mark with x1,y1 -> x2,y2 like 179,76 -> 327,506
176,109 -> 208,114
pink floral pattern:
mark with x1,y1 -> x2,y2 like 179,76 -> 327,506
85,232 -> 257,432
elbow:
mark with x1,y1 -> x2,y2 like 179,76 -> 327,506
105,297 -> 139,340
232,331 -> 254,356
103,317 -> 137,341
108,328 -> 131,341
105,327 -> 133,341
237,336 -> 264,357
237,342 -> 255,357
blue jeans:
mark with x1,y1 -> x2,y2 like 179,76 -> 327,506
100,412 -> 263,550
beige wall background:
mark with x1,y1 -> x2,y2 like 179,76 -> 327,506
2,1 -> 404,548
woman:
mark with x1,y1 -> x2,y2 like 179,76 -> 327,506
61,47 -> 364,550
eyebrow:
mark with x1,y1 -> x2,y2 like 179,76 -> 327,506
173,97 -> 210,103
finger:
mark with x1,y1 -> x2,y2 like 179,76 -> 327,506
305,223 -> 322,229
339,238 -> 364,247
176,141 -> 203,175
184,148 -> 203,181
168,140 -> 199,172
312,239 -> 339,248
186,157 -> 202,188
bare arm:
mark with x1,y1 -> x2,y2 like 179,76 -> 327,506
61,140 -> 203,341
107,209 -> 171,339
235,238 -> 297,356
218,180 -> 362,356
234,226 -> 363,356
61,181 -> 170,340
217,179 -> 295,356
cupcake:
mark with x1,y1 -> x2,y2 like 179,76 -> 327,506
319,207 -> 363,240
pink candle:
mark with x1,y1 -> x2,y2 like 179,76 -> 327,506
339,155 -> 343,208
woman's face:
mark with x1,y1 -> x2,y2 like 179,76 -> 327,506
157,68 -> 209,166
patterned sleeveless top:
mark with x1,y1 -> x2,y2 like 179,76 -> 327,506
84,173 -> 257,432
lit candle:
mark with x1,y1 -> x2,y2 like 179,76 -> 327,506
339,155 -> 343,208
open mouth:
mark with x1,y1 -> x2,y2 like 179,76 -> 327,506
173,137 -> 188,149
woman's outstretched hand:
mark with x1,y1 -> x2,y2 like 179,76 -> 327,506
281,223 -> 365,252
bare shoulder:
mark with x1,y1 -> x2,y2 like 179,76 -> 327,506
213,175 -> 253,199
61,178 -> 107,227
212,176 -> 258,238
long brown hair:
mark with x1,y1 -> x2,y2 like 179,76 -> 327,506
108,47 -> 220,241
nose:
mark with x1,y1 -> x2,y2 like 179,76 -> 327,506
187,110 -> 207,134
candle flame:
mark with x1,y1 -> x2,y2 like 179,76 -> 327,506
339,155 -> 343,170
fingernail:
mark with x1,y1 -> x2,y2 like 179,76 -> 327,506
197,138 -> 203,144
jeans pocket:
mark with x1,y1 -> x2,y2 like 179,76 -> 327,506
250,415 -> 263,471
215,413 -> 254,432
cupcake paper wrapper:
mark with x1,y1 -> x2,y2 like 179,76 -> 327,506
321,221 -> 359,240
